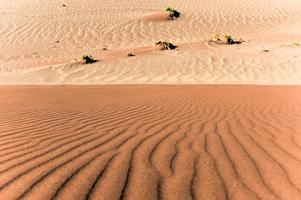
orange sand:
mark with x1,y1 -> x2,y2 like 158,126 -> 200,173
0,85 -> 301,199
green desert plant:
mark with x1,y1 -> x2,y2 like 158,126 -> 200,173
224,35 -> 242,45
166,7 -> 181,19
127,53 -> 135,57
155,41 -> 177,50
81,54 -> 97,64
210,34 -> 242,44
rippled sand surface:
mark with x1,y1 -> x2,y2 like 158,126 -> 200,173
0,0 -> 301,84
0,86 -> 301,199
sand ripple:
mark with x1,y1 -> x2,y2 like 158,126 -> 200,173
0,86 -> 301,199
0,0 -> 301,84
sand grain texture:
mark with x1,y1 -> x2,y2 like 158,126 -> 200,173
0,86 -> 301,200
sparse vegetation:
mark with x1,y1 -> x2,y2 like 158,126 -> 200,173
209,34 -> 222,42
155,41 -> 177,50
127,53 -> 135,57
210,34 -> 243,45
166,7 -> 181,20
81,55 -> 97,64
224,35 -> 242,45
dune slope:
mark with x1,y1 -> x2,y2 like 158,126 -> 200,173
0,85 -> 301,199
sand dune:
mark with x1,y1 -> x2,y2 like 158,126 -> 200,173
0,85 -> 300,199
0,0 -> 301,84
1,0 -> 301,199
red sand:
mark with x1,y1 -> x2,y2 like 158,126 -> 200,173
0,85 -> 301,200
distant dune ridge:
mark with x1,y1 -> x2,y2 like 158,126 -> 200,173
0,0 -> 301,84
0,86 -> 301,199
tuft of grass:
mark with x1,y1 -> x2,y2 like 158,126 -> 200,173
81,55 -> 97,64
155,41 -> 177,50
224,35 -> 242,45
127,53 -> 135,57
293,43 -> 300,46
166,7 -> 181,19
210,34 -> 242,45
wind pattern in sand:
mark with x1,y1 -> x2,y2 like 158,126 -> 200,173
0,86 -> 301,200
0,0 -> 301,84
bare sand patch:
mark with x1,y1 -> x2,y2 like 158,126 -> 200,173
0,85 -> 301,199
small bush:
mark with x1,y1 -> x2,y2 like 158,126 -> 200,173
127,53 -> 135,57
166,7 -> 181,19
210,34 -> 242,45
224,35 -> 242,45
155,41 -> 177,50
81,55 -> 97,64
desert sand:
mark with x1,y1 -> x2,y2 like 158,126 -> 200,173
1,0 -> 301,199
0,0 -> 301,84
0,86 -> 301,199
